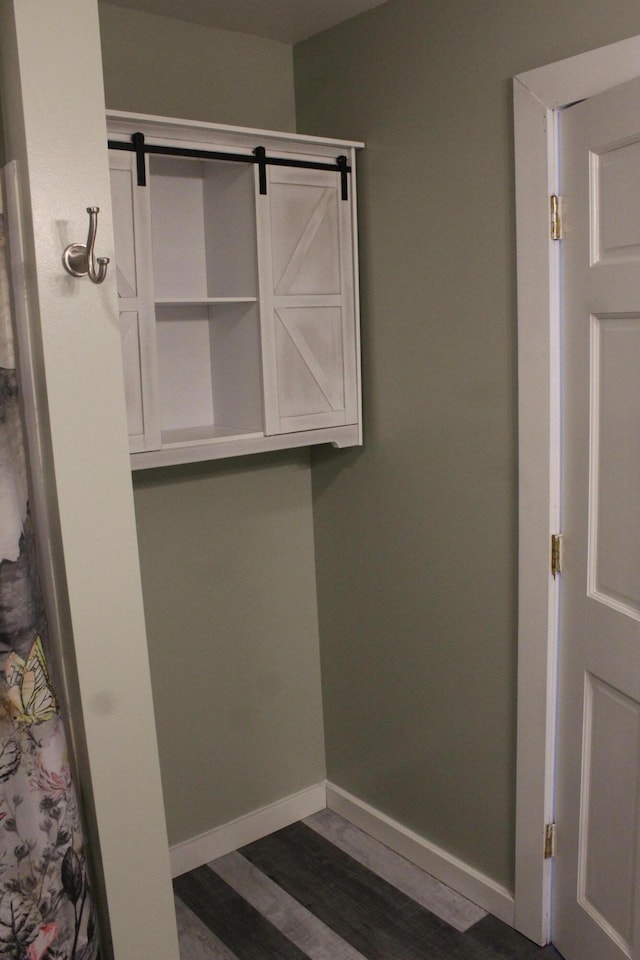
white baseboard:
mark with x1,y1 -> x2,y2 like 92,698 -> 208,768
326,782 -> 515,926
170,778 -> 515,927
170,782 -> 327,878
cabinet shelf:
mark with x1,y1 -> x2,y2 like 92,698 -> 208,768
160,424 -> 264,447
155,297 -> 258,306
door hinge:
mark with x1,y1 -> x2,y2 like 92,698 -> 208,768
551,533 -> 563,578
550,194 -> 562,240
544,822 -> 556,859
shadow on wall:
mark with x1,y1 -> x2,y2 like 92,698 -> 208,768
0,96 -> 5,167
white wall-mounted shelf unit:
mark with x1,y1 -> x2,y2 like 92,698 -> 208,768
106,111 -> 363,469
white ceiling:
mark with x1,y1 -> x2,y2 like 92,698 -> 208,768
101,0 -> 388,44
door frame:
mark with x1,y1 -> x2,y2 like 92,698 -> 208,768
0,3 -> 180,957
514,33 -> 640,945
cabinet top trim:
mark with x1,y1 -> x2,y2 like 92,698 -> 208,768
106,110 -> 364,155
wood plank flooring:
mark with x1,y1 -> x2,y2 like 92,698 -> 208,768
173,810 -> 564,960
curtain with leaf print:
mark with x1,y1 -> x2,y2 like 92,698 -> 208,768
0,213 -> 99,960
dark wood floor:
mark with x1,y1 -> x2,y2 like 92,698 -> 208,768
173,810 -> 564,960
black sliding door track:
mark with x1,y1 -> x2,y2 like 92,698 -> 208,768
108,132 -> 351,200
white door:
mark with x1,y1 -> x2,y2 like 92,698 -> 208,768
553,75 -> 640,960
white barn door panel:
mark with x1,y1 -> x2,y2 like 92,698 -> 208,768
257,166 -> 358,435
108,150 -> 160,453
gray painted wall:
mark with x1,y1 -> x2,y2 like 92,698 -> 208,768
132,454 -> 325,844
99,4 -> 295,131
98,5 -> 325,846
295,0 -> 640,890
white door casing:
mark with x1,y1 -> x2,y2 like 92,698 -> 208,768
514,35 -> 640,946
553,76 -> 640,960
0,3 -> 180,958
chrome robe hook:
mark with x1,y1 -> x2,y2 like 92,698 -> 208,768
62,206 -> 110,284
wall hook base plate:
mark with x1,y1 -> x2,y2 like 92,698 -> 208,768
62,242 -> 90,278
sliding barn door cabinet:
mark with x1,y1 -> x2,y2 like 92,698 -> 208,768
106,112 -> 363,469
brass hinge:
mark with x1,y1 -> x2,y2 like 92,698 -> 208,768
550,194 -> 562,240
551,533 -> 563,579
544,822 -> 556,859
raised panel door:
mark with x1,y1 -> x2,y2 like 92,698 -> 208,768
554,74 -> 640,960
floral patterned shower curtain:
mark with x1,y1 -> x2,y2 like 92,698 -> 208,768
0,213 -> 99,959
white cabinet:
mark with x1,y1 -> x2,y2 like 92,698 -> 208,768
106,112 -> 363,469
